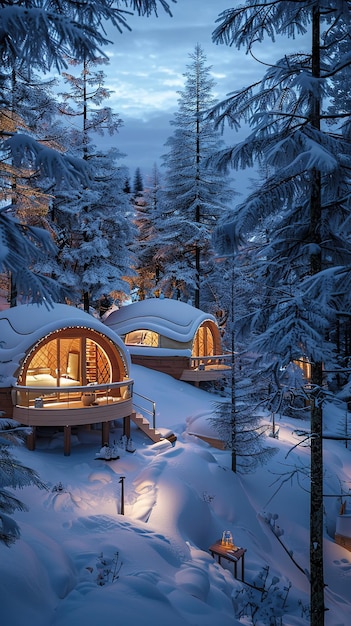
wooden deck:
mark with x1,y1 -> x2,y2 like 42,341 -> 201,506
180,365 -> 231,382
13,398 -> 134,456
130,353 -> 231,382
13,397 -> 133,427
130,354 -> 190,379
8,374 -> 180,454
11,381 -> 134,456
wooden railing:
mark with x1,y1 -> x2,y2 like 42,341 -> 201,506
189,354 -> 232,369
12,379 -> 134,408
133,391 -> 157,429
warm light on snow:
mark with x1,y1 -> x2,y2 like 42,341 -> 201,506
1,364 -> 351,625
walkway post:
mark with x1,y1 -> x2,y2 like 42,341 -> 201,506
119,476 -> 125,515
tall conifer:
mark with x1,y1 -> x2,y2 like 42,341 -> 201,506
156,44 -> 235,309
211,3 -> 351,622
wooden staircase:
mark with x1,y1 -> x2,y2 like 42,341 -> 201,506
131,411 -> 177,445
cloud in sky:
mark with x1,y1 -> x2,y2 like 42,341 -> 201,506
101,1 -> 309,186
105,1 -> 254,113
101,2 -> 236,180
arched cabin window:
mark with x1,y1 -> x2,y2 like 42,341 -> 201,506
18,328 -> 127,387
125,330 -> 159,347
192,321 -> 220,357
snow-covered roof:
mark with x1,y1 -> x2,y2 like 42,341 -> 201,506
104,298 -> 218,343
0,303 -> 130,387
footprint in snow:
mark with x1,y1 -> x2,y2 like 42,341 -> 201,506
333,557 -> 351,573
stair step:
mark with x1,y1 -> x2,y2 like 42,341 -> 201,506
134,416 -> 149,426
131,412 -> 176,445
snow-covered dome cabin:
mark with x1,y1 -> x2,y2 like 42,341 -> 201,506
0,303 -> 133,455
104,298 -> 231,384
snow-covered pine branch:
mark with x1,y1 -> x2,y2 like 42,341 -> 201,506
4,134 -> 90,188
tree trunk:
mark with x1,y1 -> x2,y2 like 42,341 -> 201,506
83,290 -> 90,313
230,256 -> 236,472
194,68 -> 201,310
309,7 -> 325,625
310,363 -> 324,624
9,273 -> 17,307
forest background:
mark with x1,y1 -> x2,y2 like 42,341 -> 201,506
1,3 -> 351,625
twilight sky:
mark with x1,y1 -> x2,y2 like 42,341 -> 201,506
101,0 -> 307,189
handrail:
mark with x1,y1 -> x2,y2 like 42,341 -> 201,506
132,391 -> 156,430
191,354 -> 232,361
14,380 -> 133,394
189,354 -> 233,366
12,379 -> 134,408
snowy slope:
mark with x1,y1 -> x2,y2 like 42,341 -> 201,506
1,365 -> 351,625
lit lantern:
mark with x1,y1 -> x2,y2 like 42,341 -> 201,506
221,530 -> 233,547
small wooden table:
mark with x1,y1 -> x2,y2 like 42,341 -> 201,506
209,540 -> 246,581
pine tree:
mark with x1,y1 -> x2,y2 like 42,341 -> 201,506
133,167 -> 144,198
0,66 -> 67,304
156,44 -> 236,309
211,225 -> 277,472
123,177 -> 132,194
131,163 -> 163,299
0,420 -> 46,546
0,0 -> 175,302
2,67 -> 75,305
53,57 -> 134,311
211,3 -> 351,623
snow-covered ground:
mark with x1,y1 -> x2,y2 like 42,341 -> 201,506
1,364 -> 351,625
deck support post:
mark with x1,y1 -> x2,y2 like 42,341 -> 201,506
64,425 -> 71,456
102,421 -> 110,446
27,426 -> 36,451
124,415 -> 131,439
